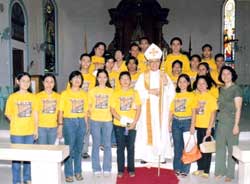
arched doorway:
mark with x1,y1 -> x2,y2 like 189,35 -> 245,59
9,0 -> 28,85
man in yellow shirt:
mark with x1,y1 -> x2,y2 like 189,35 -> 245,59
129,43 -> 147,72
201,44 -> 217,72
164,37 -> 190,75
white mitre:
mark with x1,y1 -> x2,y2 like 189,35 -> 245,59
144,43 -> 163,60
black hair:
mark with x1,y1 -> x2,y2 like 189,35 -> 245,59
95,69 -> 112,88
193,75 -> 213,90
105,55 -> 115,64
14,72 -> 32,92
68,70 -> 84,88
119,71 -> 131,81
139,37 -> 150,44
190,54 -> 202,62
202,44 -> 213,51
129,42 -> 140,51
170,37 -> 183,45
197,62 -> 217,87
89,42 -> 106,56
42,73 -> 57,92
218,65 -> 238,83
172,60 -> 183,69
125,56 -> 139,66
80,53 -> 91,60
176,74 -> 193,93
214,53 -> 224,61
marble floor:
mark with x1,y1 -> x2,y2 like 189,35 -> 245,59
0,135 -> 241,184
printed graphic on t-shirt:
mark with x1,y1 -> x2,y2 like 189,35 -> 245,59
175,98 -> 187,112
17,101 -> 32,118
42,99 -> 57,114
196,100 -> 206,115
82,82 -> 90,92
110,78 -> 115,88
70,99 -> 84,113
95,94 -> 109,109
120,96 -> 133,111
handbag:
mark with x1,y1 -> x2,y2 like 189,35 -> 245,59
199,135 -> 216,153
181,135 -> 202,164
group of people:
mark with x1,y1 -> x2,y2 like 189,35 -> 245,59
5,36 -> 242,184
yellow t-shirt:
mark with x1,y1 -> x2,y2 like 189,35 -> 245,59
211,70 -> 223,86
130,72 -> 141,88
201,58 -> 217,72
36,91 -> 60,128
108,71 -> 120,89
88,87 -> 113,122
89,56 -> 105,73
164,53 -> 190,75
194,92 -> 218,128
59,89 -> 88,118
113,61 -> 127,73
110,88 -> 141,126
66,72 -> 96,92
170,92 -> 196,117
5,92 -> 37,136
186,70 -> 197,85
137,52 -> 148,72
209,85 -> 219,99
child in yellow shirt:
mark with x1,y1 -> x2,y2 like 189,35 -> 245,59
37,73 -> 60,145
110,71 -> 141,178
169,60 -> 183,87
169,74 -> 196,176
126,56 -> 141,88
88,69 -> 113,176
5,72 -> 38,184
58,71 -> 88,182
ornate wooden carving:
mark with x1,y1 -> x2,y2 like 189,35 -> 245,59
108,0 -> 169,54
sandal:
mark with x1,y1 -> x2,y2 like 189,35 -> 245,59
65,176 -> 74,183
117,172 -> 123,178
129,172 -> 135,177
225,177 -> 232,182
192,170 -> 203,176
75,173 -> 83,181
201,173 -> 209,178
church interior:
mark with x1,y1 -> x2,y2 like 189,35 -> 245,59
0,0 -> 250,183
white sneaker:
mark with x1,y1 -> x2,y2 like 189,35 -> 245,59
103,171 -> 111,177
94,171 -> 102,177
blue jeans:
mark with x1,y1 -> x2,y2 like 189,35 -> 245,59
38,127 -> 57,144
114,125 -> 136,173
10,135 -> 34,184
90,120 -> 113,172
63,118 -> 86,177
172,118 -> 191,174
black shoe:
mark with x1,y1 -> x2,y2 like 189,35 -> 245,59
82,153 -> 90,159
140,160 -> 147,164
180,172 -> 188,177
175,170 -> 181,176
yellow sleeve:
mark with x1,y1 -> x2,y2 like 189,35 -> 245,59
170,100 -> 174,113
5,94 -> 13,117
59,92 -> 65,111
84,94 -> 89,114
110,92 -> 117,108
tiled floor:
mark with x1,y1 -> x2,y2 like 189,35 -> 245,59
0,136 -> 239,184
0,104 -> 249,183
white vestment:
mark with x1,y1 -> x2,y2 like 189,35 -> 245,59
134,70 -> 175,162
